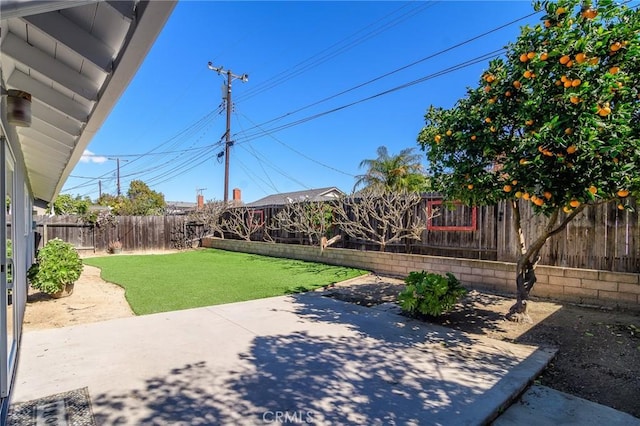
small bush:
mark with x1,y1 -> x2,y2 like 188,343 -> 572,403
28,238 -> 83,294
398,271 -> 467,317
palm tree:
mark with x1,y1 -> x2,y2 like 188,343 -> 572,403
354,146 -> 429,193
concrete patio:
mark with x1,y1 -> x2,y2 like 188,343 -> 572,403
11,293 -> 555,425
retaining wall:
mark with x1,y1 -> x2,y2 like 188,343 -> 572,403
202,238 -> 640,309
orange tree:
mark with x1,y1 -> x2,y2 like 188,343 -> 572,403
417,0 -> 639,321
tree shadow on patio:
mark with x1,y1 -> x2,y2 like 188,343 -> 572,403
89,294 -> 552,424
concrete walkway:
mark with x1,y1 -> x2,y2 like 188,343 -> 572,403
12,293 -> 554,425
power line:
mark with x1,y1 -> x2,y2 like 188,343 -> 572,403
238,112 -> 355,177
63,108 -> 223,194
234,48 -> 504,145
78,144 -> 221,159
233,111 -> 281,193
233,155 -> 274,196
236,1 -> 437,103
237,8 -> 539,134
237,143 -> 311,190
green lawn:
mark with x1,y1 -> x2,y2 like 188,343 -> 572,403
83,249 -> 368,315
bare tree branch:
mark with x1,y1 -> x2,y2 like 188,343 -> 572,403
221,206 -> 263,241
268,200 -> 337,246
186,201 -> 227,239
334,190 -> 436,252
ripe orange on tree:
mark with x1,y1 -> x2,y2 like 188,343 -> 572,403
566,145 -> 577,154
513,80 -> 522,89
597,105 -> 612,116
520,53 -> 529,62
467,184 -> 474,190
617,189 -> 630,197
609,66 -> 620,74
563,205 -> 572,213
504,184 -> 512,192
610,42 -> 622,52
434,134 -> 442,143
575,53 -> 587,63
446,130 -> 453,136
582,8 -> 597,19
559,55 -> 571,65
543,191 -> 552,200
540,52 -> 549,61
570,96 -> 580,104
589,185 -> 598,195
527,51 -> 536,60
569,199 -> 581,208
571,79 -> 581,87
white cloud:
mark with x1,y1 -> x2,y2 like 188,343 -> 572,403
80,150 -> 108,164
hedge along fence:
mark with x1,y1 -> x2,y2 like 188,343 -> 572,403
202,238 -> 640,310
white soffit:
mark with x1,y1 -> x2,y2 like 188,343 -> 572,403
0,0 -> 177,202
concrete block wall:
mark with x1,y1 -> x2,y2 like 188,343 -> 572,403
201,238 -> 640,309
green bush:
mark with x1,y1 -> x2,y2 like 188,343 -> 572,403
28,238 -> 83,294
398,271 -> 467,317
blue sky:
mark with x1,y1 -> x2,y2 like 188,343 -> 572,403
64,1 -> 543,204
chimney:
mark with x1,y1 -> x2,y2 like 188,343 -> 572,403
232,188 -> 241,205
197,194 -> 204,210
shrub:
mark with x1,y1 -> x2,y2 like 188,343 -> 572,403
28,238 -> 83,294
398,271 -> 467,317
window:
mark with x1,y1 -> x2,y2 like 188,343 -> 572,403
426,200 -> 477,231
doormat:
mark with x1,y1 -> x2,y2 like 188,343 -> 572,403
7,387 -> 96,426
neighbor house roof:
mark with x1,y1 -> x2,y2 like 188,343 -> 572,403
0,0 -> 176,203
246,187 -> 344,207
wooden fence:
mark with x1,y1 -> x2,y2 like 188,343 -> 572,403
35,215 -> 190,253
35,195 -> 640,273
237,196 -> 639,273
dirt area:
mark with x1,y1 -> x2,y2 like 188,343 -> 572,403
21,264 -> 640,418
325,275 -> 640,419
22,264 -> 133,330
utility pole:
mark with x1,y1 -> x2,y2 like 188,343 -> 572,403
98,180 -> 102,198
207,62 -> 248,203
108,157 -> 128,196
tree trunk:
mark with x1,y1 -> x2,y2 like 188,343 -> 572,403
506,257 -> 538,323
